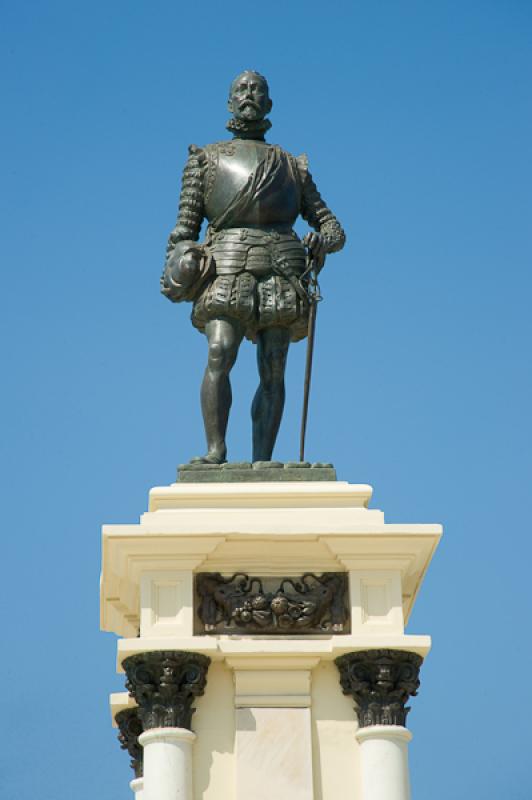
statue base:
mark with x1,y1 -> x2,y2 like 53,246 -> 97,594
177,461 -> 336,482
102,476 -> 442,800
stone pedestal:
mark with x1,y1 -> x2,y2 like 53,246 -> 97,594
101,475 -> 441,800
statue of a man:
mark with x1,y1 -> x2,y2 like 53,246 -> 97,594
162,71 -> 345,464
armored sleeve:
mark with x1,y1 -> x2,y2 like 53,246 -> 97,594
296,154 -> 346,254
165,145 -> 206,260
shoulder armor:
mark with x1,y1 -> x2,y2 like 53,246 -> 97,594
295,153 -> 309,172
187,143 -> 206,165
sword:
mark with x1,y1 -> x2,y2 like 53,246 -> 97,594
299,251 -> 324,462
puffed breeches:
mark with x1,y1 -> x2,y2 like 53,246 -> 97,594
191,228 -> 309,342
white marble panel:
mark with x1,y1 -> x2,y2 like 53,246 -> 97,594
236,707 -> 313,800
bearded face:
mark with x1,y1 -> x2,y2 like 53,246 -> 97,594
228,71 -> 272,122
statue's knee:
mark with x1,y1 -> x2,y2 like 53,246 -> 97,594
208,341 -> 236,373
207,341 -> 225,371
260,351 -> 287,389
272,347 -> 288,379
271,358 -> 286,383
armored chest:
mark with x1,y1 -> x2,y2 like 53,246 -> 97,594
204,140 -> 301,227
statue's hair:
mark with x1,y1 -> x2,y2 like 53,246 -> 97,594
229,70 -> 269,96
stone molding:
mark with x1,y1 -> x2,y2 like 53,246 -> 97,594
138,728 -> 197,746
123,650 -> 210,730
129,777 -> 144,797
355,724 -> 413,744
116,707 -> 143,778
335,649 -> 422,727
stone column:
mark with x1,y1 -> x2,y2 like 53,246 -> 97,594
116,707 -> 144,799
124,650 -> 210,800
335,649 -> 423,800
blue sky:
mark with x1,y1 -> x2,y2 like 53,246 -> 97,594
1,1 -> 531,798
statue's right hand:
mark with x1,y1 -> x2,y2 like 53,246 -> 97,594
166,228 -> 180,256
160,268 -> 172,296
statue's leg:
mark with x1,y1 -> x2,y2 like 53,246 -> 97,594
194,318 -> 243,464
252,326 -> 290,462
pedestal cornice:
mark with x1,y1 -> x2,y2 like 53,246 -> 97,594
101,481 -> 441,638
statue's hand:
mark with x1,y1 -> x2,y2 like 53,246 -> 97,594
302,232 -> 327,270
166,227 -> 180,258
160,268 -> 173,297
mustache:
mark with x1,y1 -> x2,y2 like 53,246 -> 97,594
238,99 -> 261,110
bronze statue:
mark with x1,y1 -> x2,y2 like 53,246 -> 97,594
162,71 -> 345,464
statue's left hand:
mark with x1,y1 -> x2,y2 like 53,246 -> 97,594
302,232 -> 327,269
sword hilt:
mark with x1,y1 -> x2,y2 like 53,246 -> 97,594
299,253 -> 324,304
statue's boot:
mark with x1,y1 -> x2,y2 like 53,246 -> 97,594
190,451 -> 227,465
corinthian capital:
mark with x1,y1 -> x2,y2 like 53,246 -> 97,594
123,650 -> 211,731
116,707 -> 143,777
335,649 -> 423,727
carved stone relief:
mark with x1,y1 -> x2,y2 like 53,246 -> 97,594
195,572 -> 349,634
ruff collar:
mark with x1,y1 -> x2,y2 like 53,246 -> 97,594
226,117 -> 272,140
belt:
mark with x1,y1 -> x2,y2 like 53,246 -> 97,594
206,225 -> 297,244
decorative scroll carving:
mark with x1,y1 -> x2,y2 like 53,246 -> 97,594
195,572 -> 349,634
335,649 -> 423,727
123,650 -> 210,730
116,707 -> 143,778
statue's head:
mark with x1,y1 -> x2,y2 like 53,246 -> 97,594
228,71 -> 272,122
